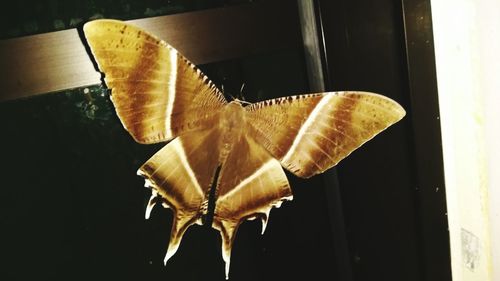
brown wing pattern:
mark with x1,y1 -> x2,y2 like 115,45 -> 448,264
138,128 -> 222,264
83,19 -> 226,144
213,135 -> 293,279
246,91 -> 406,178
84,19 -> 407,279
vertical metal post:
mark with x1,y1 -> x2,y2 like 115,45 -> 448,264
297,0 -> 326,92
297,1 -> 353,280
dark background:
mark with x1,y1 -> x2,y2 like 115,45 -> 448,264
0,1 -> 450,280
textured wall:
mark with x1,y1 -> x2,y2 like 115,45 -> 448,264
432,0 -> 500,280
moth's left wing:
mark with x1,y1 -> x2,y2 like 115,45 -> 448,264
83,20 -> 227,144
245,91 -> 405,178
213,135 -> 293,279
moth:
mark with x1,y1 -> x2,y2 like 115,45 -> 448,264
83,19 -> 405,279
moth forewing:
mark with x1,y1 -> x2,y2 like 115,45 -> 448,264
246,91 -> 405,178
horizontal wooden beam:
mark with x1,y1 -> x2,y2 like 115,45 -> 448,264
0,2 -> 301,102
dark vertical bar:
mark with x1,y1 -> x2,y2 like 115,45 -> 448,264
297,1 -> 353,280
316,0 -> 447,280
296,0 -> 326,92
401,0 -> 452,280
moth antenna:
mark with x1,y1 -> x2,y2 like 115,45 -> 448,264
239,83 -> 246,101
238,100 -> 252,106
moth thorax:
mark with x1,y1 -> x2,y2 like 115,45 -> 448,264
219,101 -> 245,163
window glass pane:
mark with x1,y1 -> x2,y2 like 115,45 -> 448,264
0,0 -> 346,278
0,0 -> 259,39
0,44 -> 341,279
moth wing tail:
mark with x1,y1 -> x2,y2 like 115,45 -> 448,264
213,135 -> 293,279
138,129 -> 221,263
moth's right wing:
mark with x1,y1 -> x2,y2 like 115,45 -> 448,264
245,92 -> 405,178
83,19 -> 227,144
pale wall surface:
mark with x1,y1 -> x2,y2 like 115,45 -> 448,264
431,0 -> 500,280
